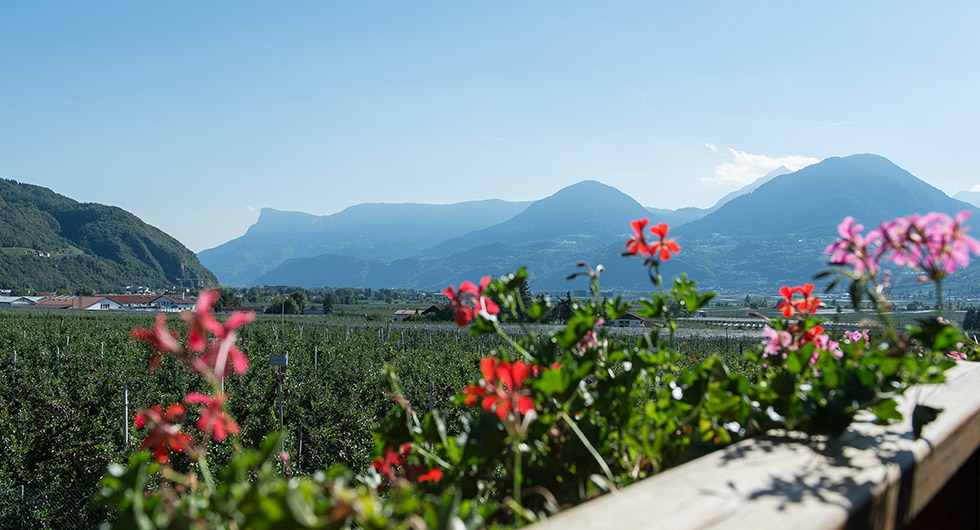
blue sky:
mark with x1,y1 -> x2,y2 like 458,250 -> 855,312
1,2 -> 978,251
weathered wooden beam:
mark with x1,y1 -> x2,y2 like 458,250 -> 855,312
533,362 -> 980,530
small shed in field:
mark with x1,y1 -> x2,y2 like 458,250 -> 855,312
610,312 -> 651,328
394,309 -> 422,322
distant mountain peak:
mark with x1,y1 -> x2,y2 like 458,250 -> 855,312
549,180 -> 624,197
676,153 -> 978,239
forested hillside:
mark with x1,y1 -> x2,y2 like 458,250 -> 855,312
0,178 -> 216,292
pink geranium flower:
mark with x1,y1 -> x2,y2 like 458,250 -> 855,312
826,216 -> 879,276
130,314 -> 181,370
831,211 -> 980,281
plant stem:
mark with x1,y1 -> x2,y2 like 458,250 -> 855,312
650,262 -> 676,345
495,321 -> 532,361
513,441 -> 523,526
198,453 -> 216,493
560,411 -> 616,485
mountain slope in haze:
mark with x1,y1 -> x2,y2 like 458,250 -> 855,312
199,199 -> 531,286
433,180 -> 651,254
664,154 -> 980,292
644,166 -> 792,226
0,178 -> 216,292
954,190 -> 980,209
254,181 -> 653,290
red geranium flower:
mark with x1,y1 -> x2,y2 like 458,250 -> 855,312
415,468 -> 443,483
462,357 -> 536,423
370,442 -> 411,483
777,284 -> 821,317
649,223 -> 680,261
182,289 -> 219,352
443,276 -> 499,327
185,392 -> 240,441
133,404 -> 194,463
625,218 -> 651,256
370,443 -> 444,486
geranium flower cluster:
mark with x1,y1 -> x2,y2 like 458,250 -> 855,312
462,357 -> 541,433
443,276 -> 500,327
129,290 -> 254,462
370,442 -> 443,488
776,284 -> 821,317
763,285 -> 841,367
625,218 -> 680,261
826,211 -> 980,280
844,329 -> 870,347
133,404 -> 194,463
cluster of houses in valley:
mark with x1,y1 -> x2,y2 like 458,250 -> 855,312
0,293 -> 200,312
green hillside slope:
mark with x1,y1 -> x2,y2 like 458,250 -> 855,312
0,178 -> 217,292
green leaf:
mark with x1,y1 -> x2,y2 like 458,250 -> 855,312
821,363 -> 840,388
849,280 -> 863,309
871,398 -> 903,423
536,366 -> 571,395
785,350 -> 803,374
772,371 -> 795,397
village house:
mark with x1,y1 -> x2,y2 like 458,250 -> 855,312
153,295 -> 197,312
104,294 -> 161,311
393,309 -> 421,322
609,312 -> 657,328
393,305 -> 441,322
78,296 -> 120,311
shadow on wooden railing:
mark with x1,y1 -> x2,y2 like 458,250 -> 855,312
534,362 -> 980,529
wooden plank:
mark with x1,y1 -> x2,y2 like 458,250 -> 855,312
532,363 -> 980,530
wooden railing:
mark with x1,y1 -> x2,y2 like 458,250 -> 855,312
534,362 -> 980,529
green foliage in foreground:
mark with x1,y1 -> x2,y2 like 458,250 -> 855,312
96,257 -> 967,528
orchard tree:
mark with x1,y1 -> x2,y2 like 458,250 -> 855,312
290,291 -> 308,312
265,296 -> 300,315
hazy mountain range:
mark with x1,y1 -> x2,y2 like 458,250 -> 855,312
2,154 -> 976,295
198,154 -> 980,295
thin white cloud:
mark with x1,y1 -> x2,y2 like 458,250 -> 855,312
582,63 -> 647,103
704,143 -> 718,153
581,62 -> 657,117
701,148 -> 818,185
971,185 -> 980,192
245,205 -> 256,212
